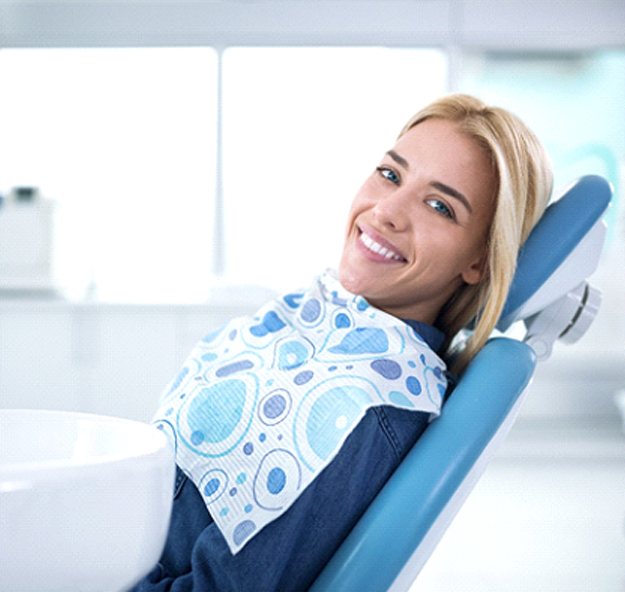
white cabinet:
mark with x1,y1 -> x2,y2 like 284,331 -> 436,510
74,307 -> 179,421
0,306 -> 80,411
0,302 -> 247,422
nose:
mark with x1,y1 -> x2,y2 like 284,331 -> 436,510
372,188 -> 412,232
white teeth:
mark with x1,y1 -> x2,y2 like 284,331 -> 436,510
359,232 -> 403,261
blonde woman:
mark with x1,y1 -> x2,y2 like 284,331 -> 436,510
341,93 -> 553,374
133,94 -> 552,592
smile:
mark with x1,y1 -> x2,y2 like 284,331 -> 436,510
358,229 -> 406,262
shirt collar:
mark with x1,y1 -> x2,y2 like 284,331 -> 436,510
401,318 -> 446,353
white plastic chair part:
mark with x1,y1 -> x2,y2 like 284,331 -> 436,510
524,281 -> 602,361
510,216 -> 606,328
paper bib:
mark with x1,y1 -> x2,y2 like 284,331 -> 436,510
152,270 -> 447,553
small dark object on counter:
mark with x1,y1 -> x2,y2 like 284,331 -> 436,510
13,186 -> 39,202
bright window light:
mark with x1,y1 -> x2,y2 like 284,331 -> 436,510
459,50 -> 625,248
222,47 -> 448,293
0,48 -> 217,302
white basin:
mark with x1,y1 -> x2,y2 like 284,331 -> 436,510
0,409 -> 175,592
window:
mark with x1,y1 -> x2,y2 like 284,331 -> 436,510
459,50 -> 625,251
1,46 -> 448,301
0,48 -> 217,302
222,47 -> 448,292
5,46 -> 621,301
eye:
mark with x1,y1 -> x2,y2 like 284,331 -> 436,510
376,166 -> 400,185
426,198 -> 455,220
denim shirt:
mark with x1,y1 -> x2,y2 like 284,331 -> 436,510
131,321 -> 444,592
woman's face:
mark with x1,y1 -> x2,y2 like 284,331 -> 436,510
339,117 -> 496,324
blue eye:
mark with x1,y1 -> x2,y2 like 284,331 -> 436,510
376,166 -> 400,185
426,198 -> 455,220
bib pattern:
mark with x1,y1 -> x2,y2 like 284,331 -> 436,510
153,270 -> 447,553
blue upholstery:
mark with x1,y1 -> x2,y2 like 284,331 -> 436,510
310,176 -> 612,591
498,175 -> 612,329
310,338 -> 535,592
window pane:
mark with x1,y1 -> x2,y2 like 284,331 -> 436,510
459,51 -> 625,251
223,47 -> 448,292
0,48 -> 217,302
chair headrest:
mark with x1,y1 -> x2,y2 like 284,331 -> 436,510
497,175 -> 612,331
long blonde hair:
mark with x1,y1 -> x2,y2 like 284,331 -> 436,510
399,94 -> 553,373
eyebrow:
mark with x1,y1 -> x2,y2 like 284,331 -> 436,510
386,149 -> 473,214
430,181 -> 473,214
387,149 -> 409,170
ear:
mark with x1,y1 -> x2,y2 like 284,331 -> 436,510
461,252 -> 487,285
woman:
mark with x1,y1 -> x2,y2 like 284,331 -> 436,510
341,94 -> 551,374
132,94 -> 552,591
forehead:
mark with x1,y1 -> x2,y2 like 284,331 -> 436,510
395,118 -> 489,172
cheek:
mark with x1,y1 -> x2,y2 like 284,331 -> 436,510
349,178 -> 378,211
410,218 -> 450,252
411,224 -> 478,274
463,216 -> 492,264
344,193 -> 369,232
342,205 -> 358,238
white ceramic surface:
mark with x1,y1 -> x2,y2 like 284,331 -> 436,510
0,409 -> 175,592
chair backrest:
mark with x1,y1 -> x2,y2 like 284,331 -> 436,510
499,175 -> 611,332
310,175 -> 612,592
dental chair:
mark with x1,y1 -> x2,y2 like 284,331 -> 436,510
310,175 -> 613,592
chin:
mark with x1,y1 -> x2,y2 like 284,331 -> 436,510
339,267 -> 378,301
337,265 -> 361,295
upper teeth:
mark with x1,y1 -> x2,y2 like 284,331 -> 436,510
359,232 -> 404,261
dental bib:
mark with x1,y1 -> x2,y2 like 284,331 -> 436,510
152,270 -> 447,554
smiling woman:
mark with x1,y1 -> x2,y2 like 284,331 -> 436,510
339,118 -> 496,329
132,94 -> 552,592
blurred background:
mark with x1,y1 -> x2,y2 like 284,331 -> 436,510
0,1 -> 624,589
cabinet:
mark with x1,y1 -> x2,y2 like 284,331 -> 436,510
0,302 -> 248,422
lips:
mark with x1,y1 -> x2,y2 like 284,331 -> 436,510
357,225 -> 407,262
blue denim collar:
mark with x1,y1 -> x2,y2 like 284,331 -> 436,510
401,319 -> 445,353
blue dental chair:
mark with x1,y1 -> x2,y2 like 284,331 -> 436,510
310,175 -> 612,592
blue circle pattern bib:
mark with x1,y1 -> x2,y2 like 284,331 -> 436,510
152,270 -> 447,554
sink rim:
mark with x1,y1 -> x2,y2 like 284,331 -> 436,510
0,408 -> 170,479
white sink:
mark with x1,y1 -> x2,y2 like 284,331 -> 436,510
0,409 -> 175,592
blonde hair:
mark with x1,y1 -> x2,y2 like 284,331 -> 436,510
399,94 -> 553,373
